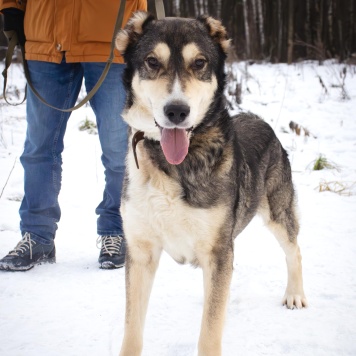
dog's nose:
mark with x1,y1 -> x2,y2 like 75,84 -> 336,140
164,103 -> 190,125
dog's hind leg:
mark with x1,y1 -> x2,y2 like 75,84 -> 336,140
119,240 -> 162,356
260,186 -> 308,309
197,245 -> 234,356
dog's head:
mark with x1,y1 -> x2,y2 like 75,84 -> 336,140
116,12 -> 230,165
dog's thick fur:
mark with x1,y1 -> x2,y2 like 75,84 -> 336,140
115,12 -> 307,356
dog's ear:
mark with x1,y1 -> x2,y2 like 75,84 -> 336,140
197,15 -> 231,55
116,11 -> 155,55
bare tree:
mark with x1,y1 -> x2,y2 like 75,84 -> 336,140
157,0 -> 356,63
277,0 -> 283,61
243,0 -> 251,58
257,0 -> 265,54
287,0 -> 294,64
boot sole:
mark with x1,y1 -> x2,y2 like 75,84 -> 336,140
99,261 -> 125,269
0,257 -> 56,272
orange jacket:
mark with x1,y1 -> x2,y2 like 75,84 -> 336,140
0,0 -> 147,63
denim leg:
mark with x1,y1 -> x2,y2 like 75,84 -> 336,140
19,60 -> 84,243
81,63 -> 128,236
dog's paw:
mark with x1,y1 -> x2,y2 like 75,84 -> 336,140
282,293 -> 308,309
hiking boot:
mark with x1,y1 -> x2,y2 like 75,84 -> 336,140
97,235 -> 126,269
0,232 -> 56,271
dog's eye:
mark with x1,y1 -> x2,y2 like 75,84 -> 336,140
146,57 -> 160,69
192,58 -> 207,70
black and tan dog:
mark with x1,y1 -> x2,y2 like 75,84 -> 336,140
115,12 -> 307,356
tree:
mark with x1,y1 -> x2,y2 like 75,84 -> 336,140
146,0 -> 356,63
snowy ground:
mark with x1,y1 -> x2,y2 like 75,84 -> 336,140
0,60 -> 355,356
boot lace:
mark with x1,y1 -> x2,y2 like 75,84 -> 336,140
96,235 -> 123,256
8,232 -> 36,259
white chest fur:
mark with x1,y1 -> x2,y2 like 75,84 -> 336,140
121,145 -> 226,265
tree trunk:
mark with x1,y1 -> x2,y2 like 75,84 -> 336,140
243,0 -> 251,58
257,0 -> 265,54
287,0 -> 294,63
148,0 -> 354,63
277,0 -> 283,61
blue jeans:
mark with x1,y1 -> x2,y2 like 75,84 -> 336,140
19,60 -> 128,244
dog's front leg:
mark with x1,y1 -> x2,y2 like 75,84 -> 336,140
119,240 -> 161,356
197,247 -> 234,356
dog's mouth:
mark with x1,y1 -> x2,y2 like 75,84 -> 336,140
155,120 -> 193,165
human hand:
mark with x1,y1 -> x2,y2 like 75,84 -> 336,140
2,8 -> 26,46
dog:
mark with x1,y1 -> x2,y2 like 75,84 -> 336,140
115,12 -> 308,356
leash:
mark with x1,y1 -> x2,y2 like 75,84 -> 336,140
2,30 -> 27,106
2,0 -> 126,111
2,0 -> 165,112
132,131 -> 145,169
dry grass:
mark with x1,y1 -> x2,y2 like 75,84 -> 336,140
317,180 -> 356,196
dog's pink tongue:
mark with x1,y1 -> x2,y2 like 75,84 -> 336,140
160,128 -> 189,165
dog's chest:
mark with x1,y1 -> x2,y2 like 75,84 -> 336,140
123,155 -> 225,265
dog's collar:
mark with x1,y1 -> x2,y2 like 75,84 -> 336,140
132,130 -> 145,169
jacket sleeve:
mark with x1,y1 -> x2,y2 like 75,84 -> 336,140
0,0 -> 27,12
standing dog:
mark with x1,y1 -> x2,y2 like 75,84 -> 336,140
115,12 -> 307,356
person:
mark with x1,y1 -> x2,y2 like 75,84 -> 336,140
0,0 -> 147,271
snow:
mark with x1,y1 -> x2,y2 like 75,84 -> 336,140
1,60 -> 356,356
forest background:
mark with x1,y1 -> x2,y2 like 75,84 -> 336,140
1,0 -> 355,64
148,0 -> 356,63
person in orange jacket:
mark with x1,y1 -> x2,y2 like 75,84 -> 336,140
0,0 -> 147,271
